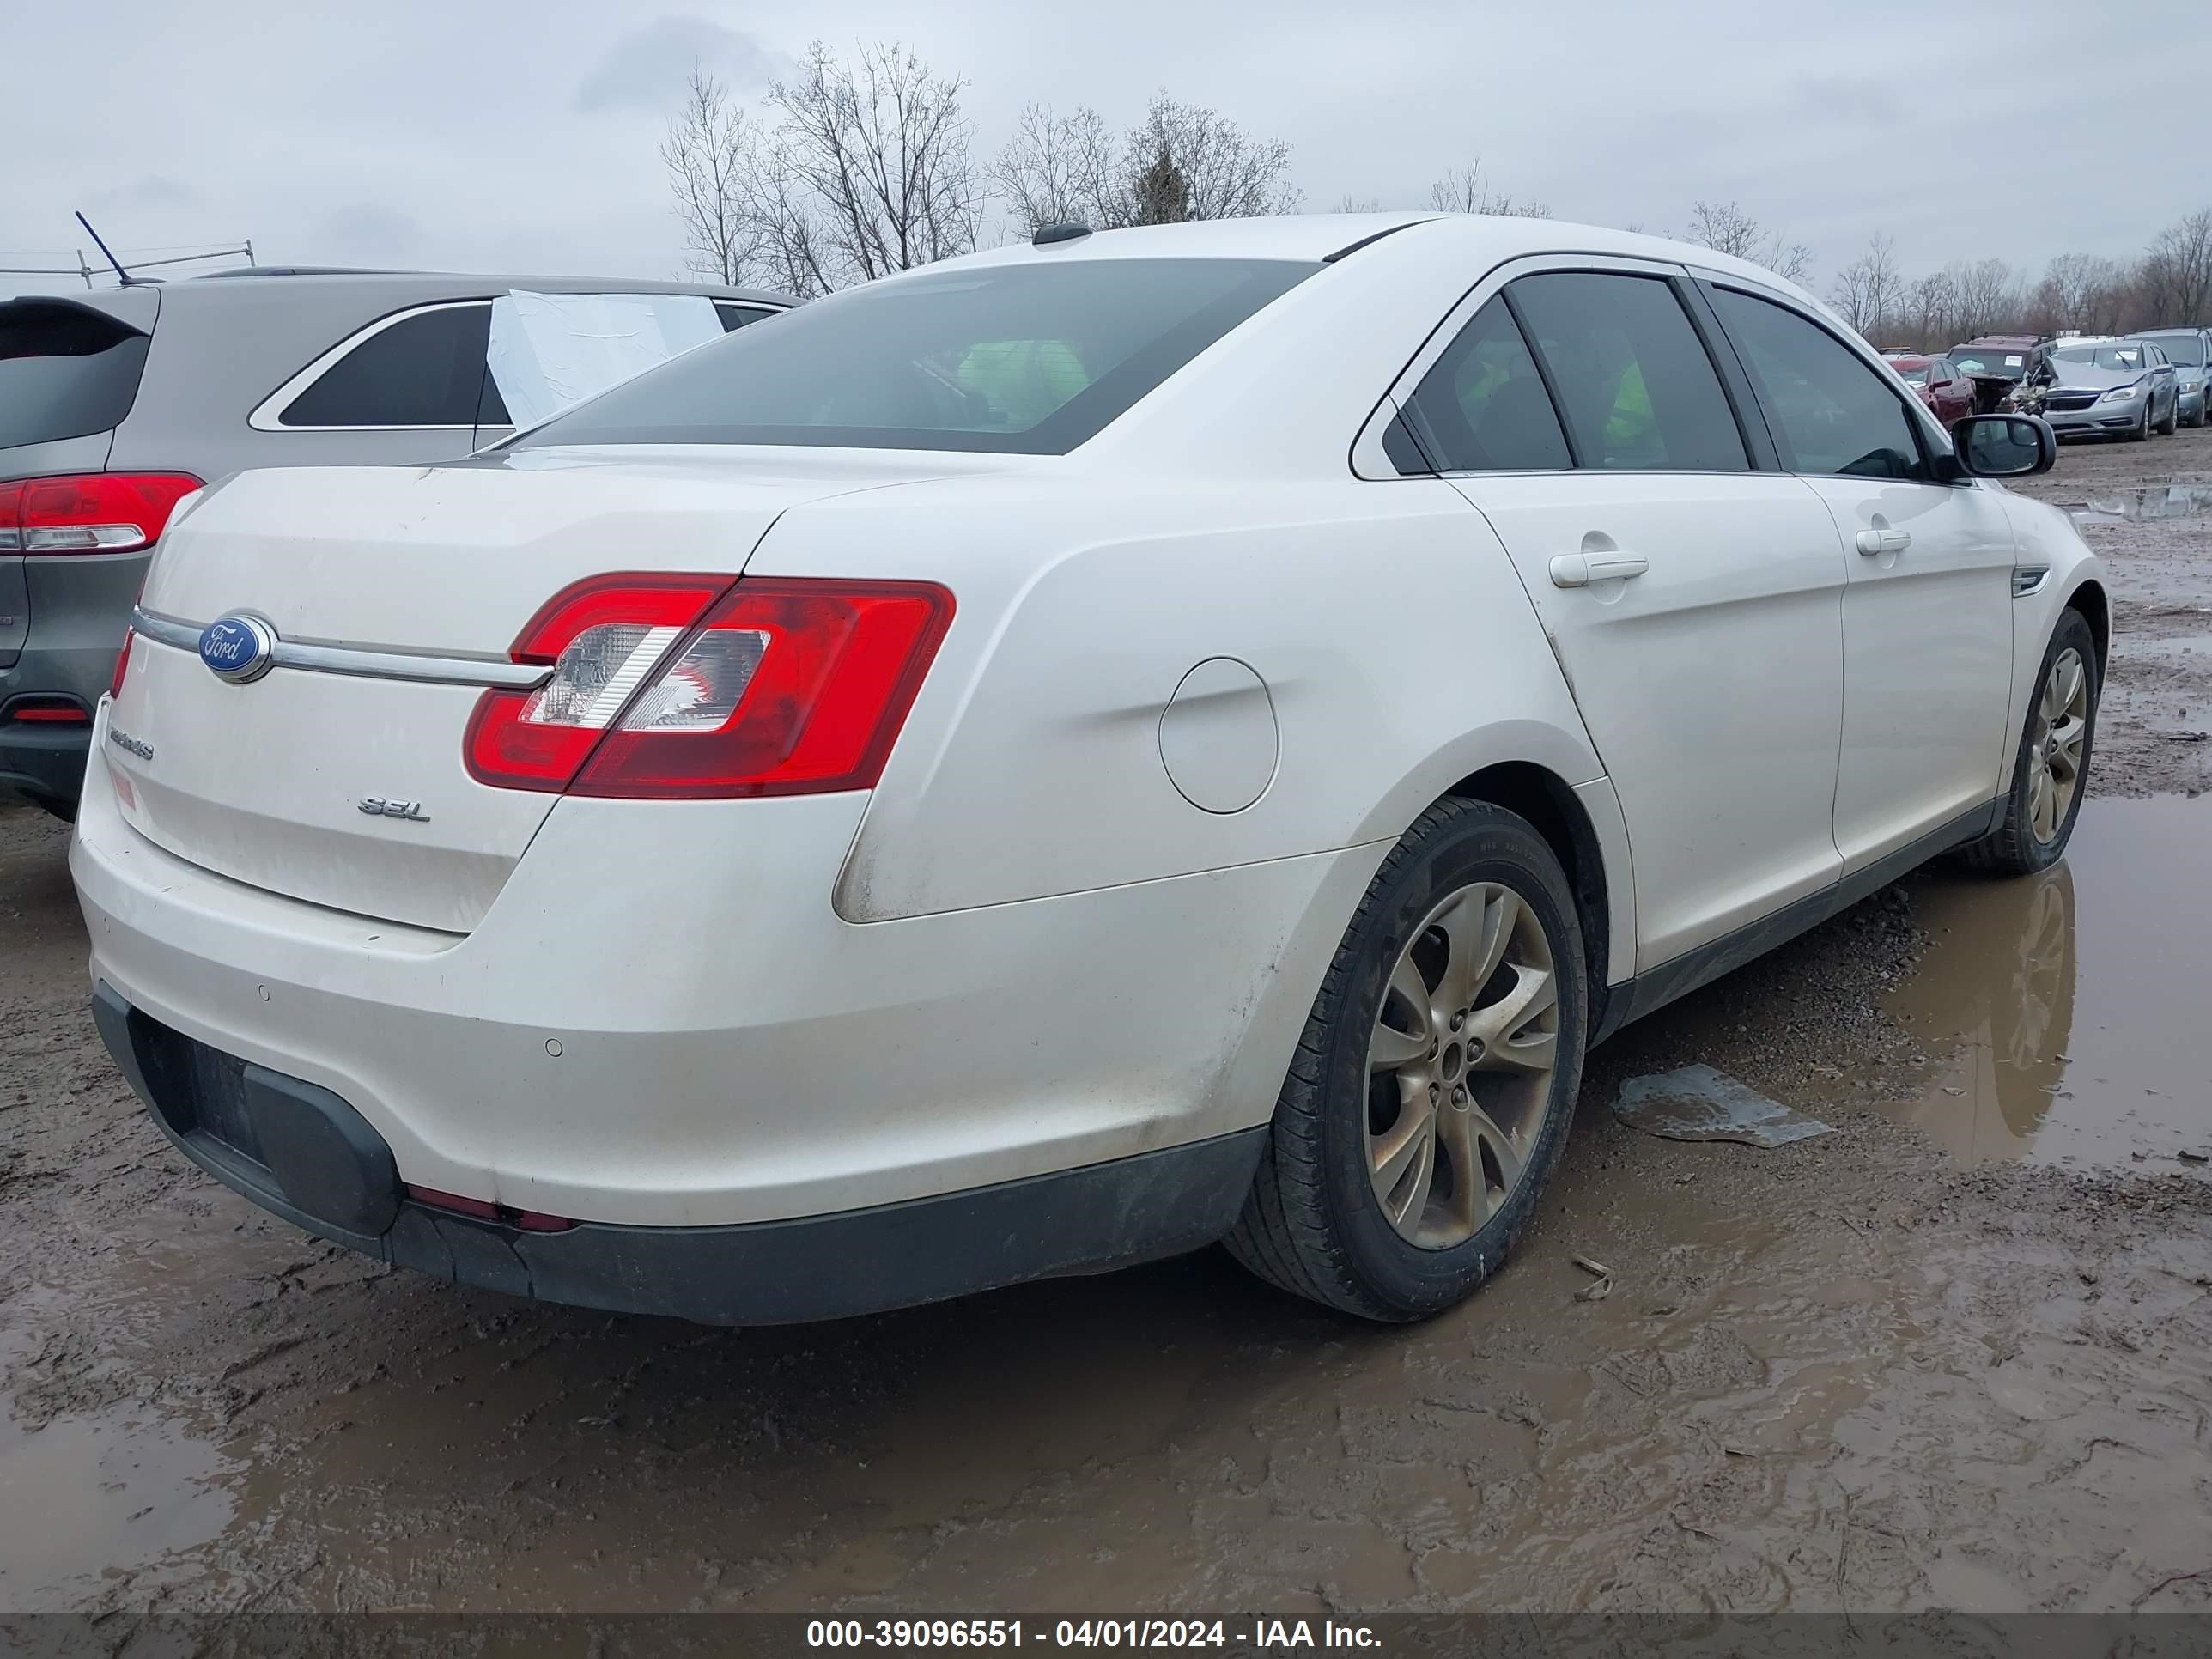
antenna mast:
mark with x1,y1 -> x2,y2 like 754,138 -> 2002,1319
73,212 -> 137,285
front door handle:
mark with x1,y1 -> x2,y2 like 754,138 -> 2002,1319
1856,526 -> 1911,556
1548,551 -> 1649,588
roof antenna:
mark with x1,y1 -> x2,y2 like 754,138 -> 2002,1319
74,211 -> 138,286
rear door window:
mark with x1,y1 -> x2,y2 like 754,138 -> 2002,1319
1504,272 -> 1748,472
0,300 -> 153,449
1397,295 -> 1571,471
1707,287 -> 1933,481
278,303 -> 492,428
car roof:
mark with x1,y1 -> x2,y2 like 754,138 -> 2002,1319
917,212 -> 1818,301
161,270 -> 795,307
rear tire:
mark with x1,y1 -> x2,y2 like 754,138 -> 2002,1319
1958,609 -> 2099,878
1226,798 -> 1587,1322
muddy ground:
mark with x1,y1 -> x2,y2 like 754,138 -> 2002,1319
3,429 -> 2210,1619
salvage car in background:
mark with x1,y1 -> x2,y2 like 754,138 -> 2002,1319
75,216 -> 2103,1328
1,270 -> 790,818
1948,334 -> 2045,413
2132,326 -> 2210,428
1887,354 -> 1977,424
2015,337 -> 2181,441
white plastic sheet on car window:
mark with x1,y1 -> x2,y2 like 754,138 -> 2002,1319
486,291 -> 725,431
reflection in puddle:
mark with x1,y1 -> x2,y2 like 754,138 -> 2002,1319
2067,483 -> 2212,523
1869,795 -> 2212,1167
0,1337 -> 238,1609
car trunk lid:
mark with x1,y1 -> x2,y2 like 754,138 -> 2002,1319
106,449 -> 962,931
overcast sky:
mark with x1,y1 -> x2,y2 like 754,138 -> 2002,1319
5,0 -> 2208,300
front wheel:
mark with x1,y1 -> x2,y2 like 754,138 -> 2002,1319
1226,798 -> 1587,1321
1959,609 -> 2099,877
2127,401 -> 2151,442
2157,395 -> 2179,436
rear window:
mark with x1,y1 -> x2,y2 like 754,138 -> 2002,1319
1893,362 -> 1930,384
280,303 -> 491,428
517,258 -> 1319,455
0,300 -> 152,450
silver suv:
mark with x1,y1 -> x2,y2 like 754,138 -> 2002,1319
1,269 -> 790,817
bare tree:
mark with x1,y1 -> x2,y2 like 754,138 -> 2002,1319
992,103 -> 1118,234
1948,258 -> 2017,338
747,41 -> 982,295
1683,199 -> 1811,284
1125,93 -> 1298,221
2028,252 -> 2125,334
1334,192 -> 1384,214
993,92 -> 1297,234
1903,270 -> 1957,349
1830,233 -> 1903,339
2142,207 -> 2212,325
660,68 -> 763,284
1426,161 -> 1549,219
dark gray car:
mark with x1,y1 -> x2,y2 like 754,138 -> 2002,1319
1,269 -> 791,817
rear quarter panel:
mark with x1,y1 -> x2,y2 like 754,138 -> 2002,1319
743,473 -> 1604,922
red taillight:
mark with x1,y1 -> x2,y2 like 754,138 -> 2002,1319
109,628 -> 137,700
4,697 -> 92,726
466,573 -> 954,799
0,472 -> 201,555
465,573 -> 737,792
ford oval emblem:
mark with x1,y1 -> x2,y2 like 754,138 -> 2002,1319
198,615 -> 277,684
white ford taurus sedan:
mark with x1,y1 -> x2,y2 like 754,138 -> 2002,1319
73,214 -> 2103,1324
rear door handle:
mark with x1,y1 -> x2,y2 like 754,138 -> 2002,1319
1548,551 -> 1649,588
1856,527 -> 1911,556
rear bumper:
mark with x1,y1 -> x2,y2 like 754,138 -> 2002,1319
0,719 -> 89,810
94,982 -> 1263,1323
73,696 -> 1376,1242
1,548 -> 143,807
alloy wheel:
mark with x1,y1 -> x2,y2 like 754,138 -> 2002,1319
1364,882 -> 1559,1249
2028,647 -> 2089,844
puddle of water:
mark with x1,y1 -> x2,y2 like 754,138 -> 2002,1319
1865,794 -> 2212,1168
2066,483 -> 2212,523
0,1334 -> 238,1610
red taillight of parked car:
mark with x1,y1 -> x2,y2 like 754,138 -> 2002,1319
3,696 -> 91,725
465,572 -> 955,799
109,628 -> 137,701
0,473 -> 202,555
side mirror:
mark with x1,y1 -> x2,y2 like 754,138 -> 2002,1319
1952,413 -> 2055,478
